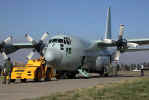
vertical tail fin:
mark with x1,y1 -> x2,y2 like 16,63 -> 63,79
105,7 -> 111,39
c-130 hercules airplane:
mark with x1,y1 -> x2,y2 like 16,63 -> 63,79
1,8 -> 149,78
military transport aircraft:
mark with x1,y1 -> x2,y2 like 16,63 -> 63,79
1,8 -> 149,78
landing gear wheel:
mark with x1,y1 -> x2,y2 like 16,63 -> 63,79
9,79 -> 16,83
99,72 -> 104,77
45,69 -> 51,81
104,67 -> 109,77
67,73 -> 76,79
21,79 -> 27,83
34,68 -> 42,82
99,66 -> 109,77
99,67 -> 104,77
104,73 -> 109,77
60,73 -> 68,79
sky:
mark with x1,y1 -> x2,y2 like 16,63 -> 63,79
0,0 -> 149,40
0,0 -> 149,64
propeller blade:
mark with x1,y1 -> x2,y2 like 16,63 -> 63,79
1,52 -> 8,60
4,36 -> 12,43
127,42 -> 138,48
114,50 -> 120,61
41,32 -> 49,41
25,34 -> 34,42
25,33 -> 46,56
26,50 -> 35,60
118,24 -> 124,40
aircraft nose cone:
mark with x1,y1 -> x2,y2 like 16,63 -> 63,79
45,52 -> 55,62
44,49 -> 62,64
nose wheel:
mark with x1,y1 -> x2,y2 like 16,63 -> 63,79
45,68 -> 56,81
99,66 -> 109,77
34,68 -> 42,82
56,72 -> 76,79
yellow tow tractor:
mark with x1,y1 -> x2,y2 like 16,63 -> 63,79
10,57 -> 55,83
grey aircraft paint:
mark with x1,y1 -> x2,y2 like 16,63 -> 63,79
42,8 -> 113,73
44,35 -> 112,73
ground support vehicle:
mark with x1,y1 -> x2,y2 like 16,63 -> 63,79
10,58 -> 56,82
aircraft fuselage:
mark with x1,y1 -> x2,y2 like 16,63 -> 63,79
43,35 -> 112,74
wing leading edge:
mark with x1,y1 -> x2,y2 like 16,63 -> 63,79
127,38 -> 149,45
88,38 -> 149,52
12,42 -> 33,49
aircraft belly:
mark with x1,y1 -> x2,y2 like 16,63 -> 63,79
55,56 -> 110,72
56,63 -> 77,71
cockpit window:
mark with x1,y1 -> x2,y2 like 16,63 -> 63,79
64,37 -> 71,45
58,39 -> 63,43
49,39 -> 64,43
49,37 -> 71,44
64,40 -> 66,44
53,39 -> 58,43
49,40 -> 52,43
66,40 -> 69,44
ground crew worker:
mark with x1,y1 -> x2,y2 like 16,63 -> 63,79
115,64 -> 120,76
2,67 -> 7,84
0,66 -> 2,76
140,65 -> 144,76
40,56 -> 46,72
2,57 -> 13,84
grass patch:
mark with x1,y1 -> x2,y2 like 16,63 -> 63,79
24,78 -> 149,100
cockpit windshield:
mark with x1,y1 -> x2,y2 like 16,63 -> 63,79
49,37 -> 71,45
58,39 -> 63,43
49,39 -> 63,43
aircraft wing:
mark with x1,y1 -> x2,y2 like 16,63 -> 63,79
89,38 -> 149,50
12,42 -> 33,49
127,38 -> 149,45
94,38 -> 149,47
95,38 -> 149,47
1,33 -> 48,58
126,48 -> 149,52
0,42 -> 34,56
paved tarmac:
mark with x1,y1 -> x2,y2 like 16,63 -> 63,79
0,72 -> 147,100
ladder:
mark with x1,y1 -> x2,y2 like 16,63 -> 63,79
78,67 -> 89,78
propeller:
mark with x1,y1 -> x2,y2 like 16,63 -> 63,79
113,50 -> 120,62
113,24 -> 127,62
1,52 -> 8,60
41,32 -> 49,41
0,36 -> 13,60
118,24 -> 124,40
25,32 -> 49,60
4,36 -> 13,43
26,49 -> 36,60
25,34 -> 34,42
116,24 -> 127,51
113,24 -> 138,62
